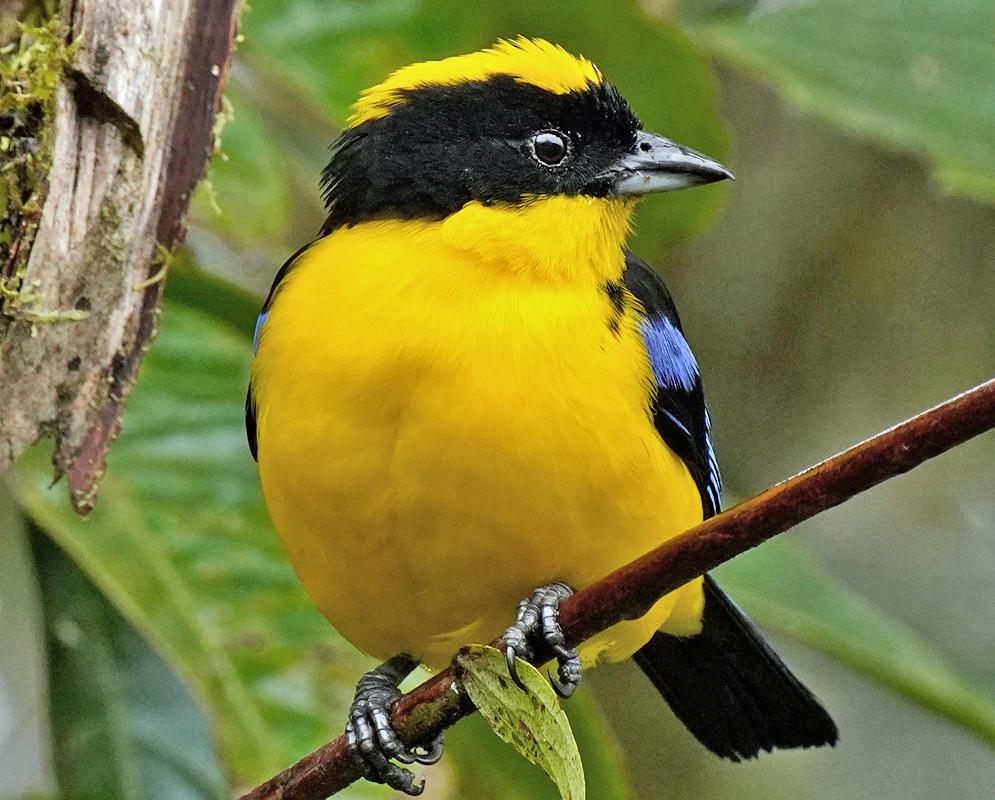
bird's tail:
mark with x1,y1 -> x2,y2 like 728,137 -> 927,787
633,575 -> 838,760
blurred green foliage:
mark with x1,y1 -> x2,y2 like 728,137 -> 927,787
31,529 -> 227,800
689,0 -> 995,202
4,1 -> 995,799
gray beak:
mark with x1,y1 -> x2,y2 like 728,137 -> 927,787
606,131 -> 734,196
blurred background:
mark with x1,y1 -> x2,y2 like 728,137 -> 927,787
3,0 -> 995,798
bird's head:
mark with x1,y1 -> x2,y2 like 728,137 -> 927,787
321,38 -> 732,280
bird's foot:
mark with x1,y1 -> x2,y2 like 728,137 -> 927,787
345,654 -> 445,796
503,582 -> 582,698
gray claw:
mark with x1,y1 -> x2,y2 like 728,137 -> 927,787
549,671 -> 571,698
504,625 -> 533,692
346,655 -> 438,796
413,733 -> 446,766
502,583 -> 582,697
549,651 -> 582,698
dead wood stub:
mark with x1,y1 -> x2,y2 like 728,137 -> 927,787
0,0 -> 240,514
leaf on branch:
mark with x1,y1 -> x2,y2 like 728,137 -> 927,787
455,645 -> 585,800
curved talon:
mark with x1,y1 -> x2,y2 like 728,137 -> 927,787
384,770 -> 425,796
549,671 -> 571,699
413,732 -> 446,766
502,582 -> 582,697
507,652 -> 528,692
346,654 -> 437,796
390,749 -> 418,765
504,625 -> 532,692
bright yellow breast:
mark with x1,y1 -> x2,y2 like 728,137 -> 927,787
251,197 -> 704,669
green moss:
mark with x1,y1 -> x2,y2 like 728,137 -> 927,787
0,17 -> 71,114
0,16 -> 75,322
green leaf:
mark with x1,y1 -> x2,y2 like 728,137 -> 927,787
688,0 -> 995,204
14,304 -> 389,796
29,525 -> 228,800
455,645 -> 585,800
715,537 -> 995,750
448,690 -> 632,800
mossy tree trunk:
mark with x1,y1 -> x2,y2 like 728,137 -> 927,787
0,0 -> 240,513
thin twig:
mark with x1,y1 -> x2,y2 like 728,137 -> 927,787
240,377 -> 995,800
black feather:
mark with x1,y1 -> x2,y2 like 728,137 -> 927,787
633,577 -> 839,759
246,392 -> 258,461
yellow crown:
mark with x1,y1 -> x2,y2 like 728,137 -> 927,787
349,38 -> 604,127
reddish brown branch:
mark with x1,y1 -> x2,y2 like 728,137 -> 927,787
240,377 -> 995,800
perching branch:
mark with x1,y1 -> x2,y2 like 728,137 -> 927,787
240,377 -> 995,800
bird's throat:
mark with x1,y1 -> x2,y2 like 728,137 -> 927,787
439,194 -> 636,284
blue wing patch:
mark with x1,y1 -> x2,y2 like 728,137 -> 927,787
253,310 -> 269,355
623,251 -> 722,518
640,316 -> 699,392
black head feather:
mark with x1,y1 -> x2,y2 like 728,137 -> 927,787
320,76 -> 640,232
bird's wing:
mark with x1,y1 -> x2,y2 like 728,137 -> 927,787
621,250 -> 721,518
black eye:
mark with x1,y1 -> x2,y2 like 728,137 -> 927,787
531,131 -> 568,166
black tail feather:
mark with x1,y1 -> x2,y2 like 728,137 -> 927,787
633,575 -> 838,761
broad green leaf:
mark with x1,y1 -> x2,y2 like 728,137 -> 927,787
455,645 -> 585,800
448,689 -> 632,800
14,304 -> 389,797
688,0 -> 995,204
224,0 -> 728,259
715,537 -> 995,749
29,526 -> 228,800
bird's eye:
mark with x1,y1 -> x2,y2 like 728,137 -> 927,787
531,131 -> 568,166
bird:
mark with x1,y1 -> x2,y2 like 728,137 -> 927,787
246,37 -> 838,794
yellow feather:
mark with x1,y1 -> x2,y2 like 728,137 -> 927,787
350,37 -> 604,126
252,195 -> 705,670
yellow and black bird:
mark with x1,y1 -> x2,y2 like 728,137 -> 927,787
247,38 -> 837,792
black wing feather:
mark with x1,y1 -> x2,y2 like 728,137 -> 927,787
623,251 -> 837,758
622,250 -> 720,516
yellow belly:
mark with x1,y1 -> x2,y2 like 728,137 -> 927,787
252,212 -> 705,670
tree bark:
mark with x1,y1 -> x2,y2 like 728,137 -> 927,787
0,0 -> 240,514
